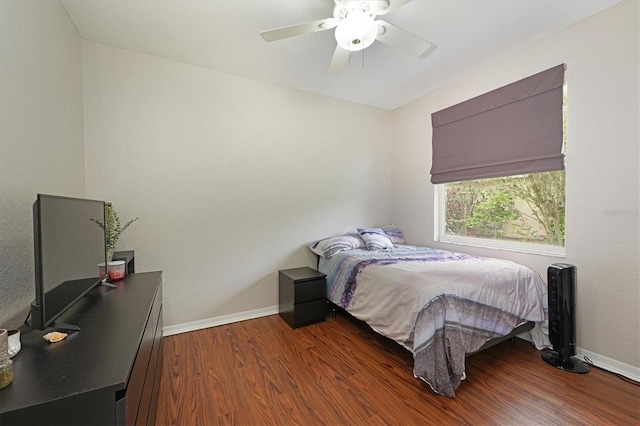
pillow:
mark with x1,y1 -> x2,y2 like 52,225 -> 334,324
307,233 -> 365,258
357,228 -> 394,251
381,224 -> 406,245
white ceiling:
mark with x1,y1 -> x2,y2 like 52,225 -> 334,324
60,0 -> 621,110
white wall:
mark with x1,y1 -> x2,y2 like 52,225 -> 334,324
0,0 -> 85,329
81,41 -> 392,327
391,1 -> 639,369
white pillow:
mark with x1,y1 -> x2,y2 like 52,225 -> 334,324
307,233 -> 365,258
357,228 -> 394,250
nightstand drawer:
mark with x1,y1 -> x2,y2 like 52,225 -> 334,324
294,299 -> 327,327
295,278 -> 326,304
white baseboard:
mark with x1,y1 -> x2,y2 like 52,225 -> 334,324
576,347 -> 640,383
165,311 -> 640,384
163,305 -> 279,336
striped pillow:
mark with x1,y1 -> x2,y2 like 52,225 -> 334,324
357,228 -> 394,251
381,224 -> 406,245
307,233 -> 365,258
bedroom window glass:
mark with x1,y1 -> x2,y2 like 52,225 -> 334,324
435,170 -> 565,255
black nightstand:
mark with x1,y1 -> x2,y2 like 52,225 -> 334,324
279,267 -> 327,329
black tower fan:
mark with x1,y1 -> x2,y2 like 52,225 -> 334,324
542,263 -> 590,373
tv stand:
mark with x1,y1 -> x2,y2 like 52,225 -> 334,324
1,272 -> 163,426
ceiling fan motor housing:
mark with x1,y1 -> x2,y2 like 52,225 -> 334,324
334,9 -> 379,51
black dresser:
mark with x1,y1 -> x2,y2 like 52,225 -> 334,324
0,272 -> 163,426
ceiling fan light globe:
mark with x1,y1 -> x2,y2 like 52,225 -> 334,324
334,10 -> 378,51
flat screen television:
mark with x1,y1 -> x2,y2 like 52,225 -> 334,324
30,194 -> 108,331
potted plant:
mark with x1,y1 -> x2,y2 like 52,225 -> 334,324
91,203 -> 138,263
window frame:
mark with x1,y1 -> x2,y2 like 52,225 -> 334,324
434,182 -> 566,257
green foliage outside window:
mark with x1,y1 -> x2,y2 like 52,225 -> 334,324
444,170 -> 565,247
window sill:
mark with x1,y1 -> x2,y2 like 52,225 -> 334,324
437,235 -> 566,258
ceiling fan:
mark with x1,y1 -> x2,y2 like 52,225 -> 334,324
260,0 -> 436,75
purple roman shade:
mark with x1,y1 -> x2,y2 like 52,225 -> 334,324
430,64 -> 566,184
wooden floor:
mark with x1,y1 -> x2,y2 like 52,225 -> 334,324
155,312 -> 639,425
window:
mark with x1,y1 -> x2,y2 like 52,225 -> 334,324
435,170 -> 565,256
431,65 -> 567,256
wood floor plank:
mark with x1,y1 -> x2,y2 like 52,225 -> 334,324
155,312 -> 640,425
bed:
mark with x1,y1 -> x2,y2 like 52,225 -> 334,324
310,227 -> 550,397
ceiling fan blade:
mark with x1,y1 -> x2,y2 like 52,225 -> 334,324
376,0 -> 413,16
375,20 -> 436,58
328,44 -> 350,75
260,18 -> 337,42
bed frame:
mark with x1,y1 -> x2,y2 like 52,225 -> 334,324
469,320 -> 535,354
